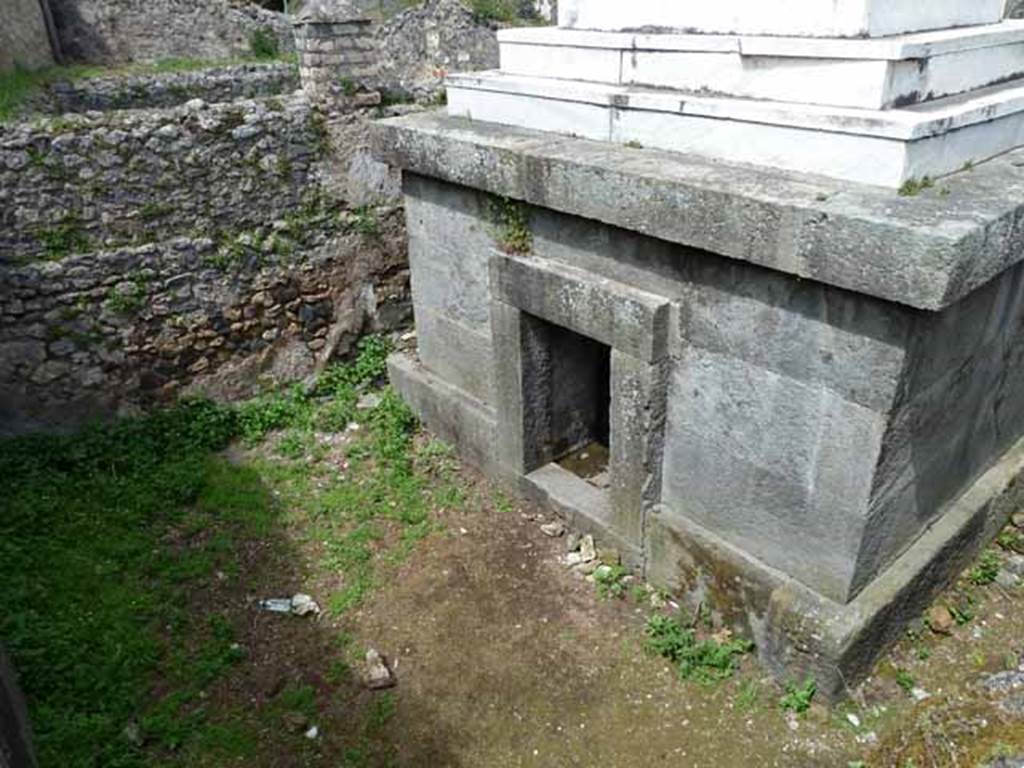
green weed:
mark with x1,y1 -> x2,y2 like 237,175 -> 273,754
895,668 -> 916,695
735,679 -> 760,711
37,219 -> 90,260
898,177 -> 935,197
488,195 -> 532,254
643,614 -> 754,684
594,564 -> 629,600
968,550 -> 1001,586
997,527 -> 1024,554
249,28 -> 280,60
349,206 -> 381,239
780,678 -> 817,714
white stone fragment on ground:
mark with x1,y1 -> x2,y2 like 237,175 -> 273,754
290,593 -> 321,617
997,570 -> 1021,589
305,725 -> 319,740
566,535 -> 598,567
579,535 -> 597,563
911,687 -> 931,702
785,711 -> 799,732
1006,554 -> 1024,576
365,648 -> 396,690
565,551 -> 586,567
357,393 -> 382,410
541,521 -> 566,537
846,713 -> 861,728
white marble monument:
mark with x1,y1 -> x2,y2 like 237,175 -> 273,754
446,0 -> 1024,186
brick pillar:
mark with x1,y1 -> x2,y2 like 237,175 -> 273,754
292,3 -> 378,107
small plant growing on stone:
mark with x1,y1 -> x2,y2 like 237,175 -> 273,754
104,274 -> 149,315
339,78 -> 358,97
139,202 -> 171,221
968,550 -> 1002,586
898,176 -> 934,197
468,0 -> 519,23
780,677 -> 816,714
488,196 -> 532,254
249,27 -> 280,60
643,614 -> 754,684
349,206 -> 381,239
37,219 -> 89,260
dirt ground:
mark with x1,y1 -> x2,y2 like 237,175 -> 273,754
187,444 -> 1024,768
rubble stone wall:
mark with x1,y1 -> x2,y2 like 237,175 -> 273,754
35,62 -> 299,115
0,91 -> 414,436
48,0 -> 294,64
0,95 -> 320,262
377,0 -> 500,101
0,215 -> 410,436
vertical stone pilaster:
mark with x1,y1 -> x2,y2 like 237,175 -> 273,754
609,349 -> 668,550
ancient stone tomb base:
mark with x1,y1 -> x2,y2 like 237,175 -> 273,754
373,0 -> 1024,696
373,112 -> 1024,698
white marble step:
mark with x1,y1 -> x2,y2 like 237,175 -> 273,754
446,72 -> 1024,187
557,0 -> 1006,39
499,24 -> 1024,110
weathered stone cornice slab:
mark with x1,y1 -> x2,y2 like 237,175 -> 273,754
371,110 -> 1024,311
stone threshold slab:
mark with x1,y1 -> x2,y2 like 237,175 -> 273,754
556,0 -> 1004,39
499,24 -> 1024,110
370,110 -> 1024,311
445,73 -> 1024,187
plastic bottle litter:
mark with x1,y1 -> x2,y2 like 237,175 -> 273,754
258,593 -> 321,617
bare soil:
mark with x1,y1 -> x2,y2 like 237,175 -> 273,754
170,448 -> 1024,768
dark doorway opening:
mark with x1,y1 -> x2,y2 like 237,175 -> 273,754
521,315 -> 611,483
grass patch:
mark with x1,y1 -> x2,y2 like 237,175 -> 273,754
0,334 -> 452,766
